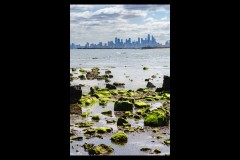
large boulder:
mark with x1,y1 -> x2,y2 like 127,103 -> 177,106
156,76 -> 170,92
114,101 -> 134,111
70,85 -> 82,104
144,110 -> 169,126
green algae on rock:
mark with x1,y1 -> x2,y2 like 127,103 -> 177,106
134,100 -> 150,108
92,114 -> 100,120
124,111 -> 133,117
140,148 -> 152,152
144,110 -> 169,126
80,69 -> 88,74
157,135 -> 164,139
110,131 -> 128,144
84,128 -> 96,134
106,119 -> 116,123
152,128 -> 159,133
88,144 -> 114,155
114,101 -> 134,111
79,97 -> 99,106
164,138 -> 170,145
113,82 -> 125,86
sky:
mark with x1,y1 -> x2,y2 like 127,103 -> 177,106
70,5 -> 170,45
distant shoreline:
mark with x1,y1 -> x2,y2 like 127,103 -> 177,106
71,47 -> 170,49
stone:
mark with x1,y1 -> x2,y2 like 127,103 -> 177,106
70,85 -> 82,104
146,82 -> 156,88
106,84 -> 117,89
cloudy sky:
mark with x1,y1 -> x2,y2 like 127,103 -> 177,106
70,5 -> 170,45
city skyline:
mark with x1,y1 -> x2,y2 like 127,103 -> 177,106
70,5 -> 170,45
70,34 -> 170,49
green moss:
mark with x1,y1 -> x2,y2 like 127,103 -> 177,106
91,67 -> 100,72
143,67 -> 149,70
113,82 -> 125,86
71,68 -> 77,71
82,111 -> 91,118
92,114 -> 100,120
153,128 -> 159,133
96,127 -> 107,134
79,97 -> 99,106
101,110 -> 112,115
114,101 -> 134,111
134,101 -> 150,108
124,111 -> 133,117
118,89 -> 128,95
88,144 -> 114,155
144,110 -> 169,126
80,69 -> 88,74
164,138 -> 170,145
144,96 -> 155,101
157,135 -> 164,139
84,128 -> 96,134
110,131 -> 128,144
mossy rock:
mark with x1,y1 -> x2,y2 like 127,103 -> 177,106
82,143 -> 94,150
153,128 -> 159,133
75,122 -> 93,127
70,136 -> 83,141
144,110 -> 169,126
106,119 -> 116,123
164,138 -> 170,145
117,117 -> 130,126
114,101 -> 134,111
91,67 -> 100,72
134,101 -> 150,108
110,131 -> 128,144
84,128 -> 96,134
82,111 -> 91,118
79,75 -> 86,80
154,149 -> 161,154
99,100 -> 107,106
124,111 -> 133,117
157,135 -> 164,139
117,89 -> 128,94
96,127 -> 107,134
143,67 -> 149,70
144,96 -> 155,101
79,97 -> 99,106
92,115 -> 100,120
101,110 -> 112,115
70,131 -> 75,136
71,68 -> 77,71
88,144 -> 114,155
80,69 -> 88,74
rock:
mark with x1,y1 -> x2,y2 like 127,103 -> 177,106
106,84 -> 117,89
134,101 -> 150,108
143,67 -> 149,70
84,128 -> 96,134
124,111 -> 133,117
154,149 -> 161,154
96,127 -> 108,134
164,138 -> 170,145
92,115 -> 100,120
152,128 -> 159,133
101,110 -> 112,115
70,136 -> 83,141
117,117 -> 130,126
144,110 -> 169,126
146,82 -> 156,88
105,70 -> 111,74
114,101 -> 134,111
140,148 -> 152,152
82,143 -> 94,150
70,104 -> 82,114
133,114 -> 141,119
105,78 -> 111,83
79,75 -> 86,80
145,79 -> 149,81
70,85 -> 82,104
108,75 -> 113,78
113,82 -> 125,86
106,119 -> 116,123
110,131 -> 128,144
157,135 -> 164,139
155,75 -> 170,92
88,144 -> 114,155
75,122 -> 93,127
152,75 -> 157,78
